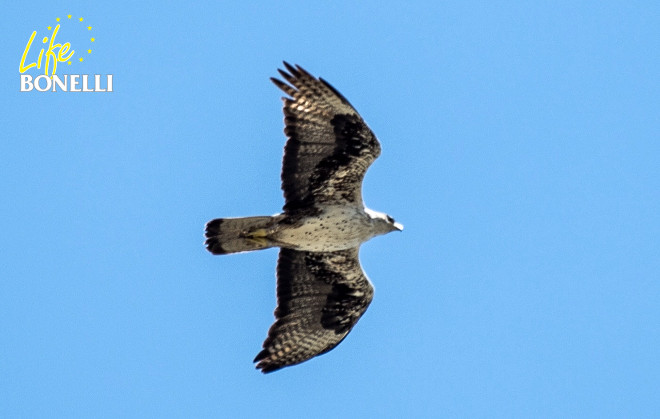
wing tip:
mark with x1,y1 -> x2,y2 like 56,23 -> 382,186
282,61 -> 300,78
253,350 -> 285,374
274,61 -> 357,109
276,62 -> 318,86
270,76 -> 296,97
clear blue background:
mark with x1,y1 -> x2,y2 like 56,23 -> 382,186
2,1 -> 659,417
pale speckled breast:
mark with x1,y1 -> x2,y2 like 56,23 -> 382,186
272,206 -> 374,251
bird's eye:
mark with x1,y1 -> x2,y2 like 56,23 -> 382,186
386,215 -> 394,223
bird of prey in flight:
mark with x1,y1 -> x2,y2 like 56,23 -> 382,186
205,62 -> 402,373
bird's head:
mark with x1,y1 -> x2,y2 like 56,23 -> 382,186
365,208 -> 403,235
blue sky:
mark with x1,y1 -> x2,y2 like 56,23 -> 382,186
2,1 -> 659,417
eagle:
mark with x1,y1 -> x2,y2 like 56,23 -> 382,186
205,62 -> 402,373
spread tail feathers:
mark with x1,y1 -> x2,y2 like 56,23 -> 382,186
205,216 -> 276,255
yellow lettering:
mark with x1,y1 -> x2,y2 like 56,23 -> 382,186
44,25 -> 63,76
19,31 -> 37,72
39,37 -> 48,69
20,25 -> 77,76
58,42 -> 74,62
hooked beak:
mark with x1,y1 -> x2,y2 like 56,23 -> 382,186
393,222 -> 404,231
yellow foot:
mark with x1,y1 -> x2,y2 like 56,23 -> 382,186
246,229 -> 269,246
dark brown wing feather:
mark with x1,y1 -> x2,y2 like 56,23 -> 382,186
272,62 -> 381,212
254,247 -> 374,373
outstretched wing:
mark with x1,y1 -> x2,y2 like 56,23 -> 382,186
272,62 -> 381,212
254,247 -> 374,373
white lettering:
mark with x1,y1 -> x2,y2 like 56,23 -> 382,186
34,75 -> 51,92
82,74 -> 93,92
20,74 -> 114,92
94,74 -> 105,92
52,74 -> 67,91
20,74 -> 33,91
70,74 -> 80,92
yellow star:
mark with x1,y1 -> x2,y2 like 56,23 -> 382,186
56,17 -> 60,21
91,37 -> 95,42
79,17 -> 83,22
67,14 -> 71,19
67,61 -> 71,65
87,26 -> 92,30
87,49 -> 92,53
79,57 -> 83,62
47,26 -> 52,30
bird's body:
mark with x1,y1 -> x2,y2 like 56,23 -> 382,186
251,206 -> 393,252
273,205 -> 371,251
205,63 -> 401,373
